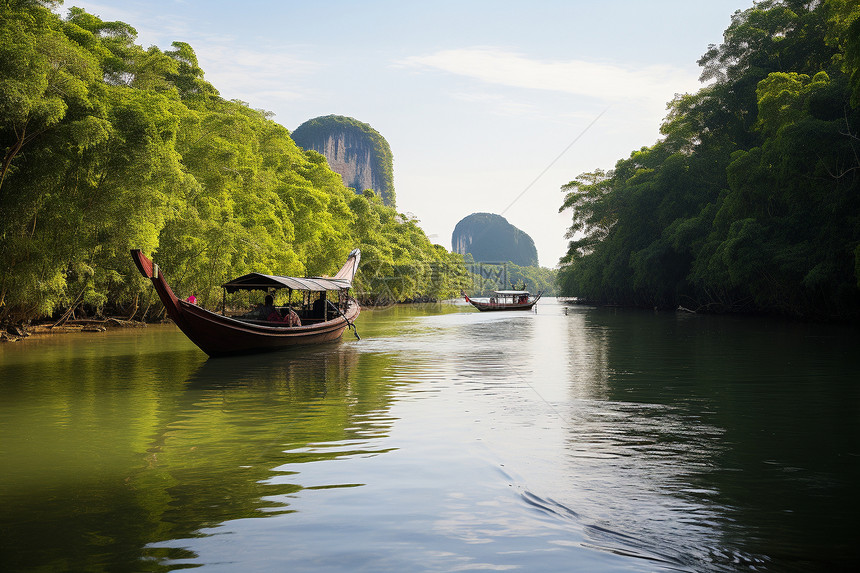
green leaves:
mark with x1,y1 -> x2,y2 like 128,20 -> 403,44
558,0 -> 860,319
0,5 -> 468,322
755,71 -> 834,136
0,4 -> 100,192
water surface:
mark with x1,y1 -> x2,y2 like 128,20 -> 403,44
1,300 -> 858,571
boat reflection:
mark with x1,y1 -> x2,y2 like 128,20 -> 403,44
129,343 -> 402,567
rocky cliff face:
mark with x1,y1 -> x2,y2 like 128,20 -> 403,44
452,213 -> 539,267
292,115 -> 395,207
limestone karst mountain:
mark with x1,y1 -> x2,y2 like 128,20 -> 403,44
452,213 -> 539,267
292,115 -> 395,207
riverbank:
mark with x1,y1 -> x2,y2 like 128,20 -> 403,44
0,299 -> 423,344
1,317 -> 150,343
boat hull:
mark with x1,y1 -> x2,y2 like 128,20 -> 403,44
466,300 -> 538,312
463,293 -> 541,312
132,250 -> 360,357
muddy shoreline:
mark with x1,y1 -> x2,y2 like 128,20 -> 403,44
1,317 -> 156,343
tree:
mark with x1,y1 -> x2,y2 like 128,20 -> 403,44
0,5 -> 470,323
558,0 -> 860,320
0,1 -> 99,195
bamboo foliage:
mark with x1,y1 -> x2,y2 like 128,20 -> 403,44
0,2 -> 468,323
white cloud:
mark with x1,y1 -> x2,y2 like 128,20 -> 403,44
400,47 -> 700,105
197,44 -> 319,91
450,92 -> 543,118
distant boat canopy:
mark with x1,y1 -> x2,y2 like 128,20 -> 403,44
462,289 -> 541,312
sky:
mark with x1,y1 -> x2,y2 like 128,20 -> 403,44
59,0 -> 751,267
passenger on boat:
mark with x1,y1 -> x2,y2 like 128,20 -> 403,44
261,295 -> 282,322
311,297 -> 340,320
285,307 -> 301,327
312,296 -> 325,318
242,294 -> 278,320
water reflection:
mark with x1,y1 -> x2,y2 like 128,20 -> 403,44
557,306 -> 860,571
137,345 -> 405,565
540,307 -> 732,569
0,330 -> 405,572
2,304 -> 858,572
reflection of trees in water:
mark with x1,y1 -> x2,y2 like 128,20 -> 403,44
133,344 -> 402,566
556,309 -> 743,570
0,346 -> 204,573
0,343 -> 401,572
559,308 -> 860,571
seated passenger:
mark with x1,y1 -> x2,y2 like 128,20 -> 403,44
242,294 -> 278,320
312,296 -> 325,318
260,294 -> 282,321
285,307 -> 301,327
310,297 -> 339,320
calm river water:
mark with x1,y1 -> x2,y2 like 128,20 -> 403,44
1,299 -> 858,572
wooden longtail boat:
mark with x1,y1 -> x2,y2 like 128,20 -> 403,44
463,290 -> 541,312
131,249 -> 361,357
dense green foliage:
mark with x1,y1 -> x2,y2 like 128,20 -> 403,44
291,115 -> 396,207
0,1 -> 465,323
558,0 -> 860,321
452,212 -> 539,267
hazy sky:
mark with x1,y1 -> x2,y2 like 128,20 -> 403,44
61,0 -> 750,267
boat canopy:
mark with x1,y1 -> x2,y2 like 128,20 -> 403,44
494,290 -> 530,296
222,273 -> 352,293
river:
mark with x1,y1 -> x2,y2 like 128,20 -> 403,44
1,299 -> 858,572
